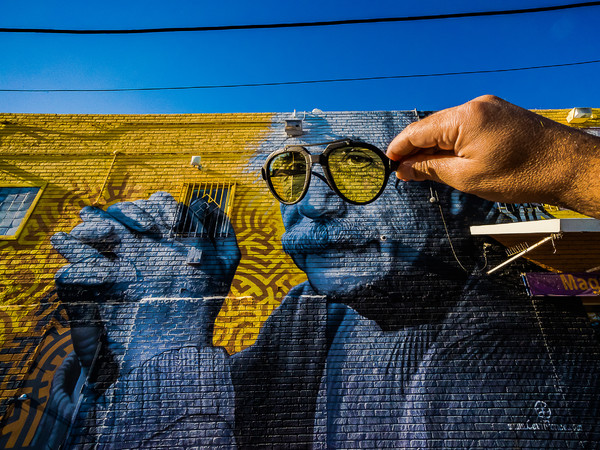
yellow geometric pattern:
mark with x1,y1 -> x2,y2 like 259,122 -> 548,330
0,315 -> 72,448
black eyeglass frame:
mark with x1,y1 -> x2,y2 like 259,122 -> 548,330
261,139 -> 400,206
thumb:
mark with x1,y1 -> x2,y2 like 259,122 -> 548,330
396,153 -> 467,187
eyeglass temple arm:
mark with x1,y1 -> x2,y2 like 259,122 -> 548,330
389,159 -> 400,171
310,154 -> 322,164
284,139 -> 350,150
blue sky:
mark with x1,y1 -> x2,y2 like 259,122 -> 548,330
0,1 -> 598,113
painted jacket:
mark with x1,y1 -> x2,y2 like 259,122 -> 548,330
41,280 -> 600,449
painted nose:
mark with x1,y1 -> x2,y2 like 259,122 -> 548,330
297,169 -> 347,219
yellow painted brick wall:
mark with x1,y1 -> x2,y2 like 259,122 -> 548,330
0,113 -> 304,300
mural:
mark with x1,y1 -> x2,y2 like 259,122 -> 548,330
2,112 -> 600,448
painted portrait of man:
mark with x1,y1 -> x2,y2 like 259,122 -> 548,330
33,111 -> 600,449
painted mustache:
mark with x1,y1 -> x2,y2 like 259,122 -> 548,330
281,219 -> 381,255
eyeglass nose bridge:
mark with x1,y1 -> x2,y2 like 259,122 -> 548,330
308,153 -> 324,166
304,153 -> 339,198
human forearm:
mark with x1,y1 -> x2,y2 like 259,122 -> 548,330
550,127 -> 600,218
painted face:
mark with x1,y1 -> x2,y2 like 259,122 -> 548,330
255,112 -> 472,300
280,162 -> 435,298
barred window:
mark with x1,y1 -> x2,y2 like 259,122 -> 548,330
175,181 -> 236,238
0,185 -> 45,239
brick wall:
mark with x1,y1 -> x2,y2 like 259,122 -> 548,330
0,110 -> 599,448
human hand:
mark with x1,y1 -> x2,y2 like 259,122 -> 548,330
51,192 -> 240,372
387,95 -> 600,217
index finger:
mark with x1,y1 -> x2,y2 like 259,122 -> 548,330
386,107 -> 460,160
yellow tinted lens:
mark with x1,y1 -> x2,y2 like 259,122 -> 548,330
328,147 -> 386,203
268,151 -> 308,203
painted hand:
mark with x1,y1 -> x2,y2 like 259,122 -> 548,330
51,191 -> 240,373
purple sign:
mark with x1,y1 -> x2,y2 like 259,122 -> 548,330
524,273 -> 600,297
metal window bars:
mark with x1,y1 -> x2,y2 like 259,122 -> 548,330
173,181 -> 236,238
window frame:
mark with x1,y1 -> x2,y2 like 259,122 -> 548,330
0,182 -> 47,240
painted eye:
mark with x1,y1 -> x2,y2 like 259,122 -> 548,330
342,150 -> 376,168
327,146 -> 387,204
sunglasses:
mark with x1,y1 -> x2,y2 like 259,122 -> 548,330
261,139 -> 399,205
